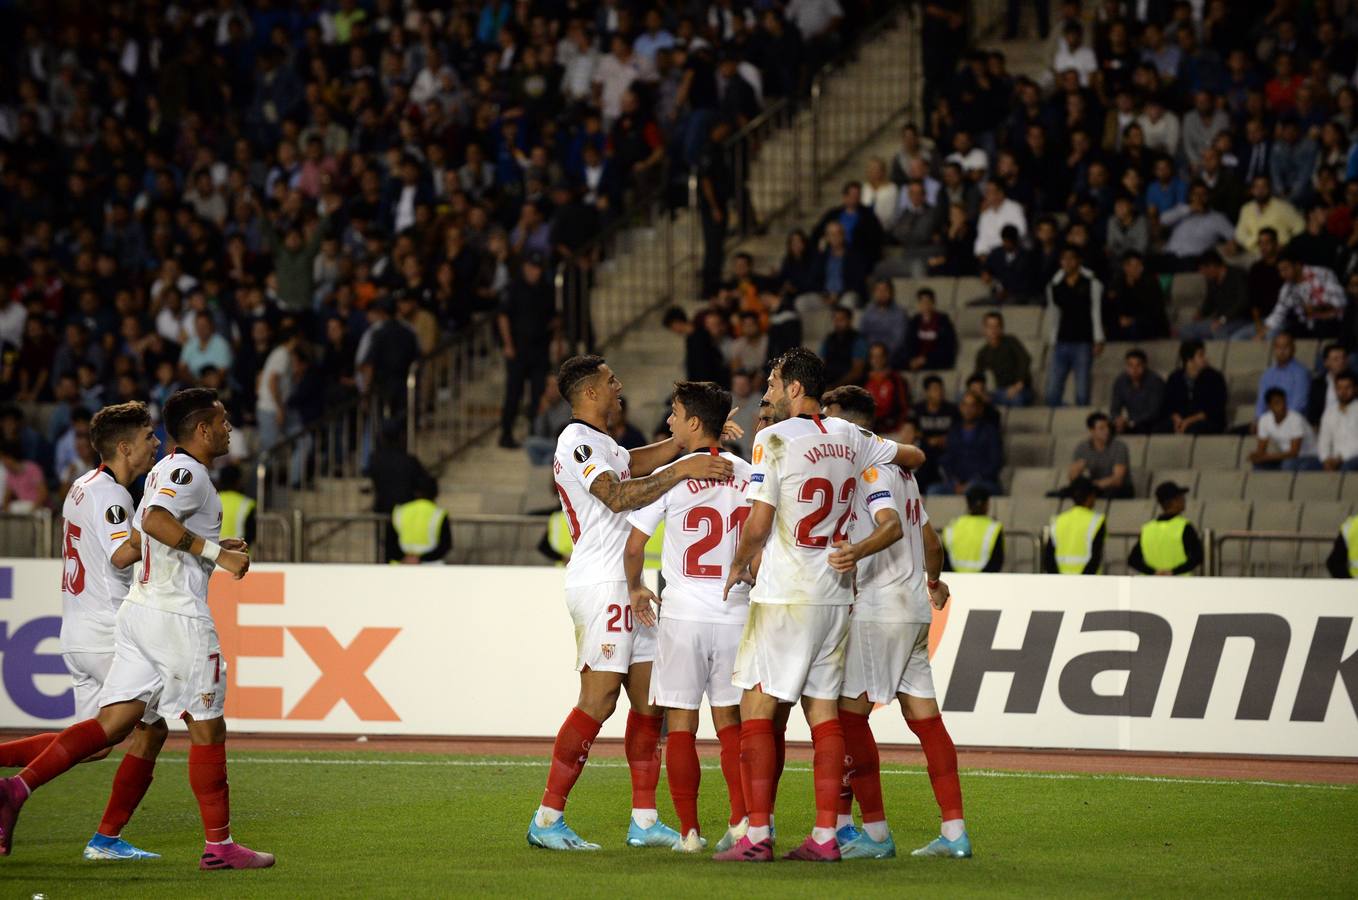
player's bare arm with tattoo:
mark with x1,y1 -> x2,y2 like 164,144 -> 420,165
589,453 -> 734,513
141,507 -> 250,578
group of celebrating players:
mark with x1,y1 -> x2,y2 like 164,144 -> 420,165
0,389 -> 272,869
528,347 -> 971,862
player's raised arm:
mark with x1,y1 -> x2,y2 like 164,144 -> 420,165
627,408 -> 744,476
589,452 -> 733,513
724,500 -> 772,601
141,507 -> 249,579
828,506 -> 903,573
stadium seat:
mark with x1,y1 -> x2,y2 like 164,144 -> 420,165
1232,404 -> 1257,429
1227,378 -> 1259,410
1120,435 -> 1149,470
1129,469 -> 1152,498
1197,470 -> 1246,499
1341,473 -> 1358,504
1145,435 -> 1193,470
1053,434 -> 1085,468
1151,468 -> 1199,493
1293,338 -> 1321,369
951,277 -> 987,308
956,305 -> 989,338
1104,500 -> 1155,575
1201,500 -> 1253,575
1005,406 -> 1053,434
1223,341 -> 1269,377
1051,406 -> 1097,434
1008,497 -> 1061,534
1191,435 -> 1242,468
924,495 -> 966,530
1095,343 -> 1137,375
1248,503 -> 1303,577
957,338 -> 986,374
1008,466 -> 1061,495
1299,501 -> 1352,535
1090,373 -> 1116,408
1292,472 -> 1343,502
1202,341 -> 1228,371
1006,434 -> 1055,468
1170,272 -> 1207,309
1004,306 -> 1044,341
1143,340 -> 1179,374
892,278 -> 958,312
1244,471 -> 1295,501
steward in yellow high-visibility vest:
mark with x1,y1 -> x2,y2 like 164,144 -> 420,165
1043,477 -> 1106,574
942,484 -> 1004,573
540,509 -> 575,565
1130,481 -> 1204,575
385,476 -> 451,564
1327,514 -> 1358,578
216,465 -> 256,546
643,521 -> 665,570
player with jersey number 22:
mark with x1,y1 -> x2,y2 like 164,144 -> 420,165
715,347 -> 926,863
624,381 -> 754,855
0,389 -> 273,871
528,356 -> 743,852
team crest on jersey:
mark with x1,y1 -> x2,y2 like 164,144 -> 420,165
752,444 -> 763,463
200,692 -> 216,708
573,445 -> 593,463
600,643 -> 615,660
863,467 -> 879,484
105,504 -> 128,524
170,467 -> 194,485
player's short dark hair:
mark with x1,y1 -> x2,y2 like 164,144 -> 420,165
163,388 -> 220,442
822,385 -> 875,427
1264,386 -> 1286,404
1125,348 -> 1147,363
772,346 -> 825,400
1086,411 -> 1109,430
671,381 -> 731,439
557,354 -> 607,402
89,401 -> 152,460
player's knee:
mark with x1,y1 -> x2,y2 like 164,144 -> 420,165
82,745 -> 114,763
901,694 -> 941,721
128,719 -> 170,758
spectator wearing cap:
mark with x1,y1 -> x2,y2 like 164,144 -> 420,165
497,253 -> 557,449
1236,176 -> 1305,253
1129,482 -> 1204,576
1164,339 -> 1228,434
1109,348 -> 1165,435
1318,370 -> 1358,471
1043,476 -> 1106,575
1044,245 -> 1104,407
1326,513 -> 1358,578
974,311 -> 1033,407
1068,411 -> 1133,499
1159,182 -> 1237,271
1250,386 -> 1320,471
1104,252 -> 1169,342
930,391 -> 1002,498
901,288 -> 957,372
1255,332 -> 1311,418
943,485 -> 1004,573
1182,251 -> 1253,341
1265,250 -> 1347,340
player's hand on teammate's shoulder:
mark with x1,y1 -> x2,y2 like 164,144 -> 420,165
629,585 -> 660,627
721,408 -> 744,442
828,540 -> 862,573
927,578 -> 950,610
676,452 -> 733,481
218,547 -> 250,580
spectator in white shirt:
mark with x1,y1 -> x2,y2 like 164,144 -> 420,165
593,34 -> 654,126
973,181 -> 1027,259
1265,251 -> 1348,340
1052,22 -> 1098,86
945,129 -> 989,181
560,22 -> 598,103
1250,387 -> 1320,470
1319,370 -> 1358,471
1137,95 -> 1181,158
785,0 -> 844,41
861,157 -> 898,228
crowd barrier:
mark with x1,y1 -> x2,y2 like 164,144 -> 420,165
0,561 -> 1353,758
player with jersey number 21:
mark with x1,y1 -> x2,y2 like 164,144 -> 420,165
0,388 -> 274,871
623,381 -> 754,855
528,356 -> 743,852
821,386 -> 970,861
715,347 -> 926,863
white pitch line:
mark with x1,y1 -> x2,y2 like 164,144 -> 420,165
159,756 -> 1355,791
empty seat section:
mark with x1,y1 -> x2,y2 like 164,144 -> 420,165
1201,500 -> 1253,576
1006,434 -> 1055,468
1145,435 -> 1193,470
1005,406 -> 1053,434
1191,435 -> 1242,468
1197,470 -> 1246,499
1008,467 -> 1060,496
1243,471 -> 1295,501
1247,503 -> 1303,577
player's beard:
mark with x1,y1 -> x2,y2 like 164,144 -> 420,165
771,392 -> 792,422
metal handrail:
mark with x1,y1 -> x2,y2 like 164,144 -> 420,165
999,527 -> 1044,573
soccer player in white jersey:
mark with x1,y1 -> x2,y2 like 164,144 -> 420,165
623,381 -> 753,854
528,356 -> 738,852
715,348 -> 925,863
0,402 -> 167,860
0,389 -> 274,870
821,386 -> 970,860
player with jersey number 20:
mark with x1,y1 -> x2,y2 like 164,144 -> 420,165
821,386 -> 970,861
624,381 -> 754,855
716,348 -> 926,863
528,356 -> 742,852
0,389 -> 273,870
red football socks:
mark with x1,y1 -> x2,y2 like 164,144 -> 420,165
624,710 -> 663,809
715,724 -> 747,825
18,719 -> 109,793
188,743 -> 231,843
0,733 -> 58,768
97,753 -> 156,837
542,707 -> 602,810
840,710 -> 884,823
908,714 -> 964,821
770,723 -> 786,810
665,729 -> 701,836
739,719 -> 776,828
810,720 -> 846,830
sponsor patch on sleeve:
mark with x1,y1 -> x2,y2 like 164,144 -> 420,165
751,473 -> 765,483
867,490 -> 891,503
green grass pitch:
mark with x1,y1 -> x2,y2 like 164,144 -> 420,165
0,749 -> 1354,898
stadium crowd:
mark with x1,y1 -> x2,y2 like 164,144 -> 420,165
0,0 -> 889,509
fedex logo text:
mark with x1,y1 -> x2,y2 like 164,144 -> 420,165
209,572 -> 401,722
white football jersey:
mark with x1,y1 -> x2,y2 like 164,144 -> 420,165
850,462 -> 931,623
627,449 -> 753,625
59,467 -> 136,653
554,420 -> 633,588
747,415 -> 898,605
126,450 -> 222,621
